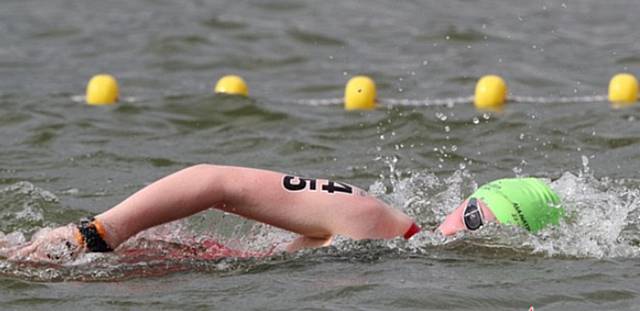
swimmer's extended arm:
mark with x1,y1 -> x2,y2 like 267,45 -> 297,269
97,164 -> 418,250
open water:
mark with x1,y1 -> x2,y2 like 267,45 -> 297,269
1,0 -> 640,310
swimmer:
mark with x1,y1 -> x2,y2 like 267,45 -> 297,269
438,177 -> 563,236
7,164 -> 421,262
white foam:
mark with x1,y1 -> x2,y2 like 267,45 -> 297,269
379,168 -> 640,259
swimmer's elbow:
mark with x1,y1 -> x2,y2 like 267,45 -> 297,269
181,164 -> 230,202
185,163 -> 223,174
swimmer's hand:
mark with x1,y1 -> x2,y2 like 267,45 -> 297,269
284,235 -> 333,253
9,225 -> 84,263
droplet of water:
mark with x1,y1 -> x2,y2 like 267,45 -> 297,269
435,112 -> 448,121
581,155 -> 590,173
513,166 -> 522,175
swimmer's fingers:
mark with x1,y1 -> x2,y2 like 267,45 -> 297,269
0,245 -> 11,258
285,235 -> 333,252
10,239 -> 80,262
0,240 -> 15,258
9,226 -> 83,262
8,242 -> 39,261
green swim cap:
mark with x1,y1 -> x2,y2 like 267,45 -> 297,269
469,178 -> 563,232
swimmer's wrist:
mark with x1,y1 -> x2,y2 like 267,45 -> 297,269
403,222 -> 421,239
74,217 -> 114,252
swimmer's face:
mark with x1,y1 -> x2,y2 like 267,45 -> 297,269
437,198 -> 497,236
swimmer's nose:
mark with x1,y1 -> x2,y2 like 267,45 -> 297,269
437,221 -> 460,236
437,200 -> 469,236
437,209 -> 467,236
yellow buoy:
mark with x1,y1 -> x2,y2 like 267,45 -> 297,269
344,76 -> 376,110
86,74 -> 119,105
608,73 -> 638,105
214,75 -> 248,96
474,75 -> 507,110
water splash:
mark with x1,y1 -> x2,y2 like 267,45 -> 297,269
2,169 -> 640,282
379,168 -> 640,259
529,172 -> 640,258
0,181 -> 290,281
0,182 -> 59,233
0,218 -> 284,282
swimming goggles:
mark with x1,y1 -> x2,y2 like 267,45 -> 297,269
462,198 -> 484,231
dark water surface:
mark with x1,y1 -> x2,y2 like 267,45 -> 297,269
1,0 -> 640,310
